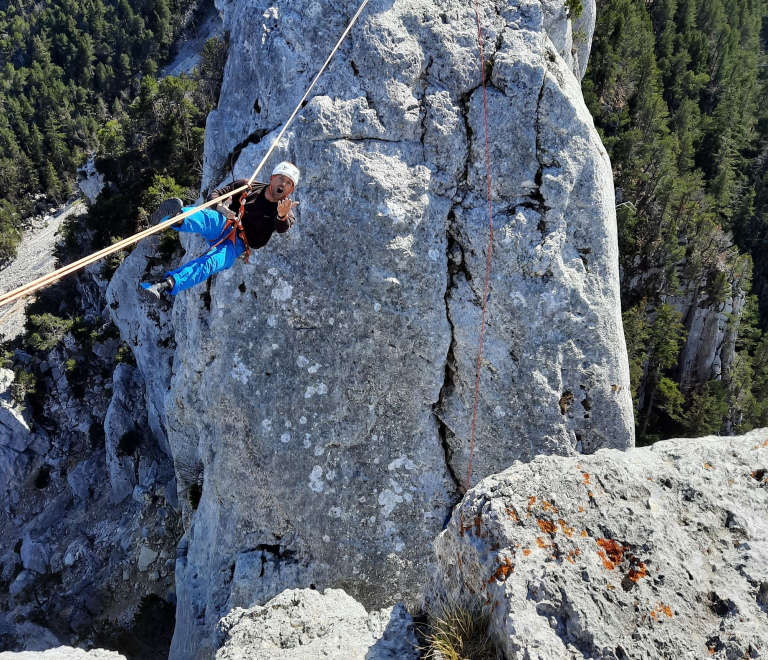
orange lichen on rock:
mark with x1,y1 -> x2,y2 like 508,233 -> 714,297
488,557 -> 514,583
581,530 -> 588,537
542,501 -> 558,513
558,519 -> 574,537
523,548 -> 531,556
704,463 -> 714,470
597,538 -> 625,565
536,536 -> 549,549
583,473 -> 591,485
597,550 -> 614,570
537,519 -> 557,535
506,506 -> 519,522
526,496 -> 537,517
627,562 -> 648,582
657,603 -> 673,618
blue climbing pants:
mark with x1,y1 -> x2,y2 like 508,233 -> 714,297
164,206 -> 246,295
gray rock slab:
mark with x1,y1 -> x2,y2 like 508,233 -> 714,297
20,538 -> 49,575
67,460 -> 95,500
0,368 -> 32,453
431,430 -> 768,660
103,364 -> 143,503
214,588 -> 419,660
137,546 -> 159,572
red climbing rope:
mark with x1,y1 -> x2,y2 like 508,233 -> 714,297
466,0 -> 495,493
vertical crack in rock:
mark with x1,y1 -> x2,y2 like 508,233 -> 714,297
434,209 -> 468,495
531,69 -> 549,222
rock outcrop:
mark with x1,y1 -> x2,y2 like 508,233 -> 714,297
213,588 -> 419,660
105,0 -> 634,655
432,430 -> 768,659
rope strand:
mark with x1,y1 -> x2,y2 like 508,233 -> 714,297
465,0 -> 495,493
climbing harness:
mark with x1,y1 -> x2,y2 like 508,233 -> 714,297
466,0 -> 495,492
204,186 -> 253,264
0,0 -> 373,310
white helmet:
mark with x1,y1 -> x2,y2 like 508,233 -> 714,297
272,161 -> 300,186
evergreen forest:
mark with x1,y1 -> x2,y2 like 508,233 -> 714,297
0,0 -> 202,258
583,0 -> 768,441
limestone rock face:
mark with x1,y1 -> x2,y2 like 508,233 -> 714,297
213,588 -> 419,660
431,430 -> 768,660
103,364 -> 143,503
114,0 -> 633,655
107,233 -> 180,454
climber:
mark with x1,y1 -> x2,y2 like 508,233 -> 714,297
141,162 -> 300,299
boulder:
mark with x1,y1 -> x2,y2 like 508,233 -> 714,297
0,369 -> 33,454
214,588 -> 419,660
20,538 -> 49,574
8,570 -> 36,598
431,430 -> 768,659
67,459 -> 95,500
137,546 -> 159,572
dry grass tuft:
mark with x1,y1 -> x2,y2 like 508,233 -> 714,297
421,604 -> 502,660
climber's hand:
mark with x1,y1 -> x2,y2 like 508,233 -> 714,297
277,198 -> 299,219
216,198 -> 236,220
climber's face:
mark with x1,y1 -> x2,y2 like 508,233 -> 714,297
269,174 -> 295,200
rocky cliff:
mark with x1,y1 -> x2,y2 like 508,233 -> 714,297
213,430 -> 768,659
106,0 -> 635,656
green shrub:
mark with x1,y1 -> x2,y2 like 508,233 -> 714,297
157,229 -> 182,261
10,369 -> 36,405
115,344 -> 136,366
101,250 -> 127,280
25,314 -> 74,352
565,0 -> 583,19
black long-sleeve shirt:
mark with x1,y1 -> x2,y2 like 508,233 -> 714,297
207,179 -> 295,250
